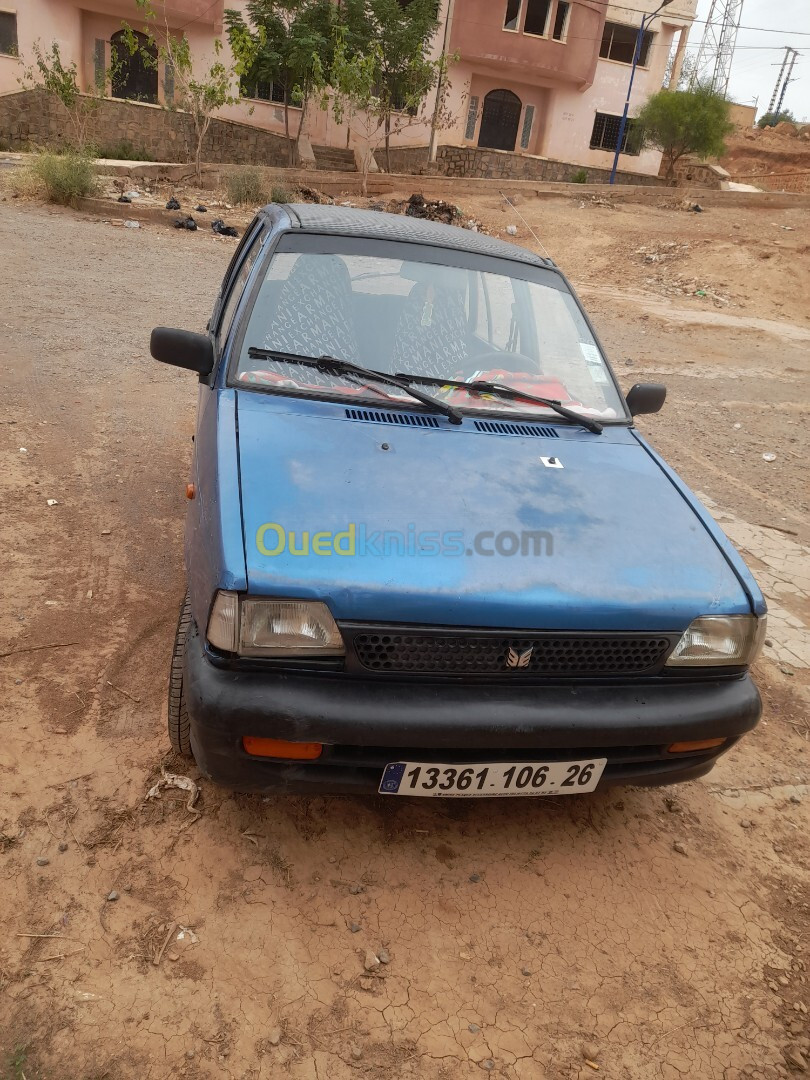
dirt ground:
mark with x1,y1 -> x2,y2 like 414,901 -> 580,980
0,184 -> 808,1080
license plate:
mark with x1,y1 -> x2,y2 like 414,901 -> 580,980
378,758 -> 606,798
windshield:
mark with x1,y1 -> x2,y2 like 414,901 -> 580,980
234,251 -> 624,420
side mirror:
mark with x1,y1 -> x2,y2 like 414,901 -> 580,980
151,326 -> 214,376
626,382 -> 666,416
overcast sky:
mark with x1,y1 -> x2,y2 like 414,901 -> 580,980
692,0 -> 809,119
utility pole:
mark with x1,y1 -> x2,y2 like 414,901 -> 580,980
609,0 -> 672,185
768,47 -> 792,114
774,48 -> 798,118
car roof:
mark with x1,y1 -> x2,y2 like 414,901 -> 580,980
268,202 -> 554,269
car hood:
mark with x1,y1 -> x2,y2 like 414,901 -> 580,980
235,393 -> 752,631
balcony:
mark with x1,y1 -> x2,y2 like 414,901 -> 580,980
449,0 -> 606,88
72,0 -> 223,29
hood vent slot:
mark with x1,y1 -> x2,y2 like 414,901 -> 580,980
474,419 -> 559,438
344,408 -> 440,428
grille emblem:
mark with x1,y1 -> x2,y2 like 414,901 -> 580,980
506,645 -> 533,669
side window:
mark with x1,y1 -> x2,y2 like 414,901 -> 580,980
217,228 -> 264,346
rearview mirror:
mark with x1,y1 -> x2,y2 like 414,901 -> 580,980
151,326 -> 214,376
626,382 -> 666,416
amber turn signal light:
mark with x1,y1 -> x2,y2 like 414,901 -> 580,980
667,738 -> 727,754
242,736 -> 323,760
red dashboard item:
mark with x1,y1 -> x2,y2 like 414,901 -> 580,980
447,370 -> 579,407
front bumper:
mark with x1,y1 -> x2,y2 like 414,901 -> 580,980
184,627 -> 761,795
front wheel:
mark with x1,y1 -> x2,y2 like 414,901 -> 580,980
167,591 -> 193,756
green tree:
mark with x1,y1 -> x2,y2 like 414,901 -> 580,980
20,40 -> 117,150
366,0 -> 439,172
757,109 -> 796,129
121,0 -> 249,184
635,84 -> 734,182
225,0 -> 335,165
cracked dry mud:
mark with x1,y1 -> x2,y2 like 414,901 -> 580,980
0,195 -> 808,1080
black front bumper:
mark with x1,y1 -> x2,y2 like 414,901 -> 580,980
184,628 -> 761,795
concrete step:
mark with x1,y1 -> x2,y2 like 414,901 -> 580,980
312,144 -> 356,171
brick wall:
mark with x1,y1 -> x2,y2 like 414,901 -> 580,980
375,144 -> 666,186
0,89 -> 293,166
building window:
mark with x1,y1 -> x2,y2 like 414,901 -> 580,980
589,112 -> 641,155
503,0 -> 521,31
524,0 -> 551,36
464,95 -> 479,140
552,1 -> 570,41
599,22 -> 653,66
0,11 -> 18,56
520,104 -> 535,149
241,78 -> 286,104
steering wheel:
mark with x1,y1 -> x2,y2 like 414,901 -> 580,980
462,351 -> 538,376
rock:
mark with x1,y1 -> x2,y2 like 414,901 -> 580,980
582,1042 -> 600,1061
185,1050 -> 195,1060
167,950 -> 180,961
350,1046 -> 363,1061
107,890 -> 119,901
482,1060 -> 495,1071
521,967 -> 531,977
267,1027 -> 282,1046
506,225 -> 518,236
740,819 -> 754,829
363,950 -> 380,971
36,857 -> 50,867
673,841 -> 688,856
58,842 -> 68,853
123,883 -> 132,892
378,948 -> 390,964
784,1046 -> 807,1071
349,884 -> 364,895
780,976 -> 791,986
359,976 -> 376,992
349,922 -> 361,933
762,452 -> 776,463
469,873 -> 481,883
790,795 -> 802,805
469,1023 -> 481,1034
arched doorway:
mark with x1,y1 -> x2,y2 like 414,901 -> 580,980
110,29 -> 158,104
477,89 -> 522,152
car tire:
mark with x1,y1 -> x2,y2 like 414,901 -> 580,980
168,591 -> 193,757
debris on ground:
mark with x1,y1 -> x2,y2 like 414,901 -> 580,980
166,196 -> 181,210
211,218 -> 238,238
145,766 -> 200,819
506,224 -> 518,236
194,204 -> 207,213
174,216 -> 197,232
297,186 -> 334,205
124,220 -> 140,229
680,199 -> 704,213
405,193 -> 460,224
117,194 -> 131,204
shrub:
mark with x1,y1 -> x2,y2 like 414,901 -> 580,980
570,168 -> 588,184
30,151 -> 97,204
95,139 -> 154,162
270,183 -> 295,204
226,167 -> 268,206
2,165 -> 45,200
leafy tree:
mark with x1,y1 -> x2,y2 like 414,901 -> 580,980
635,84 -> 733,182
366,0 -> 439,171
757,109 -> 796,129
225,0 -> 335,165
121,0 -> 250,184
20,40 -> 117,150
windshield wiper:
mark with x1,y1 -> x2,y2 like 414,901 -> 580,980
247,347 -> 463,426
392,373 -> 603,434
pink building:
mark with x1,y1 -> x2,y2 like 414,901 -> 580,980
0,0 -> 695,176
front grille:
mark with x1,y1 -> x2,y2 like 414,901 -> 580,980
351,631 -> 673,677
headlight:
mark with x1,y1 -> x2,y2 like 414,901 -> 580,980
206,593 -> 344,657
665,615 -> 766,668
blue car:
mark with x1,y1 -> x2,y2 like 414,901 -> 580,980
151,203 -> 766,799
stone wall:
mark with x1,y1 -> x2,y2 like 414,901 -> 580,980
375,144 -> 666,186
0,89 -> 293,166
668,157 -> 728,189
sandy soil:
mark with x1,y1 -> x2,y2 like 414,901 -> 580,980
0,187 -> 808,1080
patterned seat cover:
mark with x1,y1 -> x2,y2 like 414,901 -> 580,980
390,282 -> 469,378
